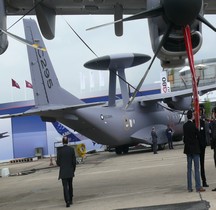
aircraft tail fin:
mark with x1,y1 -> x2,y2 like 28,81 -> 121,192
52,121 -> 81,143
23,18 -> 83,106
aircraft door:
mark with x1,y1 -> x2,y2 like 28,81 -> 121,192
123,116 -> 135,131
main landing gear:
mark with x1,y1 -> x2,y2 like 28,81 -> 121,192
115,145 -> 129,155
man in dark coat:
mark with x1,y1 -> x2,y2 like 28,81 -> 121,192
210,107 -> 216,191
57,136 -> 76,208
199,110 -> 209,187
183,110 -> 205,192
151,127 -> 158,154
166,124 -> 173,149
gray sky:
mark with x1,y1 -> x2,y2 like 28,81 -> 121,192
0,15 -> 215,103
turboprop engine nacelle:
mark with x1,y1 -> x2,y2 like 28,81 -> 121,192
0,0 -> 8,54
147,0 -> 203,68
149,16 -> 202,68
164,96 -> 192,111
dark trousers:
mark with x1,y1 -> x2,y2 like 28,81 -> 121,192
153,141 -> 157,154
200,147 -> 207,184
214,147 -> 216,167
168,137 -> 173,149
62,178 -> 73,204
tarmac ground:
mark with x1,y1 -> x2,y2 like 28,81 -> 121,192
0,142 -> 216,210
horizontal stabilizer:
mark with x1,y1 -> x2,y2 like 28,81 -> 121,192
0,102 -> 105,119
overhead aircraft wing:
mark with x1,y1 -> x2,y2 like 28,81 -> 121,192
6,0 -> 147,15
5,0 -> 216,46
5,0 -> 216,15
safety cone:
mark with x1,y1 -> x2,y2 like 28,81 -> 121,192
49,155 -> 54,166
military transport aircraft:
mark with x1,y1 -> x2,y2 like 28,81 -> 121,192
2,1 -> 216,127
1,18 -> 216,155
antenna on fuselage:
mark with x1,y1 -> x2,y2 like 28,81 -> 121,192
84,53 -> 151,107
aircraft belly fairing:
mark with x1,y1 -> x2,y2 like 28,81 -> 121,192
131,124 -> 168,145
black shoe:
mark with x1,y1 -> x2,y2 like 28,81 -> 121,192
212,188 -> 216,191
203,183 -> 209,187
66,202 -> 70,208
188,189 -> 193,192
196,187 -> 206,192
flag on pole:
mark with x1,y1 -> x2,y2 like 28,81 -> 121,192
11,79 -> 20,89
25,80 -> 33,88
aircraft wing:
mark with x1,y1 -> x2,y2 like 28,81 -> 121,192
138,83 -> 216,110
5,0 -> 216,15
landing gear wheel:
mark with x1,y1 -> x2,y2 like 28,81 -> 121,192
115,147 -> 123,155
122,146 -> 129,154
115,146 -> 129,155
158,144 -> 166,150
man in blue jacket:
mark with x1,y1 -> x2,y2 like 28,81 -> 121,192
57,136 -> 76,207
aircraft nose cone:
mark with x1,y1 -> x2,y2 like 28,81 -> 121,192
163,0 -> 202,26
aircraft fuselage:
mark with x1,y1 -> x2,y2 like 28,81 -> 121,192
54,99 -> 183,148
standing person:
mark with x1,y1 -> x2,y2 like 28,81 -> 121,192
57,136 -> 76,208
151,127 -> 158,154
199,109 -> 209,187
183,110 -> 205,192
210,107 -> 216,191
211,107 -> 216,167
166,124 -> 174,149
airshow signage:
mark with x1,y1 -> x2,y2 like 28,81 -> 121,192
160,71 -> 171,94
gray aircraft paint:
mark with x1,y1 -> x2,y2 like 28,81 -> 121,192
2,18 -> 216,154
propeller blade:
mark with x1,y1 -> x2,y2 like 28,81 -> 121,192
125,23 -> 173,109
86,6 -> 163,31
63,17 -> 98,58
197,76 -> 200,86
183,25 -> 200,129
86,19 -> 122,31
123,6 -> 163,22
178,110 -> 185,124
7,0 -> 44,31
197,14 -> 216,32
180,76 -> 188,88
0,28 -> 46,51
